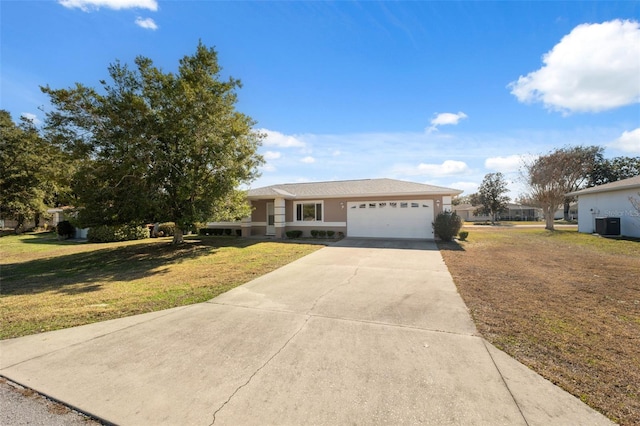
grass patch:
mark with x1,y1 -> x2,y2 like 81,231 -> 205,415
0,233 -> 322,339
439,227 -> 640,425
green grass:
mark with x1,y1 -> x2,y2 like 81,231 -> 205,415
0,232 -> 322,339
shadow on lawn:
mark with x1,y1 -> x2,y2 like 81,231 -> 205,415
436,240 -> 466,251
1,237 -> 262,296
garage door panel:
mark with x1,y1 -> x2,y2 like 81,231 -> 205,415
347,200 -> 434,239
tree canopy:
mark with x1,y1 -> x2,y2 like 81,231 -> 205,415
42,42 -> 264,243
470,172 -> 510,224
0,111 -> 68,231
522,146 -> 601,230
588,156 -> 640,187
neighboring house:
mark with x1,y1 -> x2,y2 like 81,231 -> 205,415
453,203 -> 542,222
566,176 -> 640,238
46,206 -> 89,238
231,178 -> 462,240
453,204 -> 490,222
554,202 -> 578,220
47,207 -> 65,227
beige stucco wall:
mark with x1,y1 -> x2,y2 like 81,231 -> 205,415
248,195 -> 447,238
251,200 -> 268,223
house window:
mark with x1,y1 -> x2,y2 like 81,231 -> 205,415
295,202 -> 323,221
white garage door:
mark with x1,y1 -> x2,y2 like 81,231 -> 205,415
347,200 -> 434,239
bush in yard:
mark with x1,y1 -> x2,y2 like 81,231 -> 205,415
310,230 -> 319,238
158,222 -> 176,237
286,230 -> 303,239
88,224 -> 149,243
432,211 -> 463,242
327,230 -> 335,238
458,231 -> 469,241
56,220 -> 75,239
318,230 -> 327,238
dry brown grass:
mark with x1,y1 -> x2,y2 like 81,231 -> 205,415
439,227 -> 640,425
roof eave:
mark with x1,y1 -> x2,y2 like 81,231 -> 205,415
567,183 -> 640,197
248,189 -> 463,200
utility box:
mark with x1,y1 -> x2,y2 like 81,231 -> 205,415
595,217 -> 620,236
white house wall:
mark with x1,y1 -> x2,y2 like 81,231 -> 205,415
577,188 -> 640,237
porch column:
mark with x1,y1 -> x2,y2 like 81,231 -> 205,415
274,197 -> 286,239
241,215 -> 252,237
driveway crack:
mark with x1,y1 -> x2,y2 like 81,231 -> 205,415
209,315 -> 310,425
306,266 -> 360,315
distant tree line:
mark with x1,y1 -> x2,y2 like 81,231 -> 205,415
451,147 -> 639,231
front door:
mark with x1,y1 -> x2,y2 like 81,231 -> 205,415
266,202 -> 275,235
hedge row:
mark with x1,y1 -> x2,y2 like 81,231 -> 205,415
87,224 -> 149,243
286,230 -> 342,239
199,228 -> 241,236
157,222 -> 176,237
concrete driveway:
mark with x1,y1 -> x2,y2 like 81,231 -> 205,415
0,239 -> 611,425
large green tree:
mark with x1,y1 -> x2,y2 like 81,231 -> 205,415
588,156 -> 640,187
42,42 -> 264,244
0,111 -> 68,231
469,172 -> 510,225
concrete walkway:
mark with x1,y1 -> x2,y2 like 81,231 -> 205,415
0,239 -> 612,425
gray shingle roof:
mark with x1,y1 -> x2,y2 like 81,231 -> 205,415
248,178 -> 463,199
566,175 -> 640,197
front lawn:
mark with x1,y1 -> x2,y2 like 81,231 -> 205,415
0,233 -> 322,339
439,227 -> 640,425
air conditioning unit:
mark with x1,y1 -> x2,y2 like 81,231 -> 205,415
595,217 -> 620,236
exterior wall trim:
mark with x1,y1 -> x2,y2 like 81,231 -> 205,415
285,221 -> 347,227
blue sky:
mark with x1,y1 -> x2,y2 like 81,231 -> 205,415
2,1 -> 639,198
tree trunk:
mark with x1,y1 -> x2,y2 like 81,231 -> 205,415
15,214 -> 25,234
563,199 -> 570,221
172,228 -> 184,245
545,207 -> 555,231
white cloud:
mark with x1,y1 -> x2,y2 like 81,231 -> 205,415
59,0 -> 158,11
260,129 -> 306,148
508,19 -> 640,114
260,164 -> 276,172
135,17 -> 158,30
20,112 -> 41,125
427,112 -> 468,132
484,154 -> 536,173
393,160 -> 470,177
610,128 -> 640,154
449,181 -> 479,195
263,151 -> 281,160
301,156 -> 316,164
